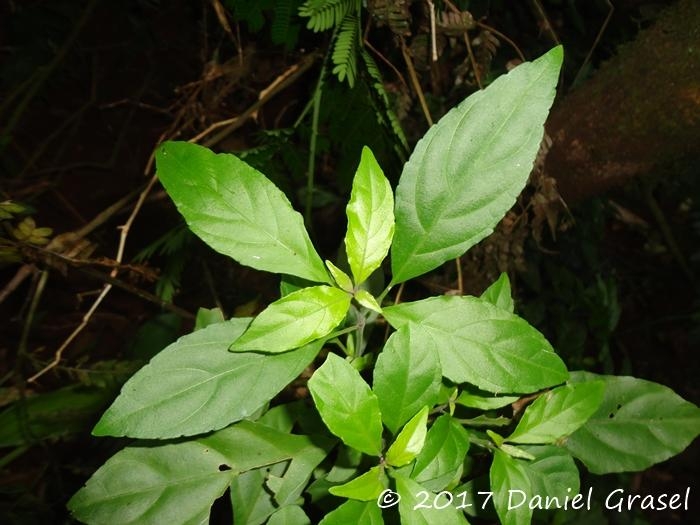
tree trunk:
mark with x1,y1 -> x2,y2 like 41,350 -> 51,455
545,0 -> 700,204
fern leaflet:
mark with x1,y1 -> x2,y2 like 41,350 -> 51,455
299,0 -> 356,32
331,13 -> 359,87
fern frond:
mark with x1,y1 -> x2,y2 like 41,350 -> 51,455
271,0 -> 293,46
299,0 -> 356,32
361,49 -> 409,152
331,13 -> 359,87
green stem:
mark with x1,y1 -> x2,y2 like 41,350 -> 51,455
304,71 -> 324,228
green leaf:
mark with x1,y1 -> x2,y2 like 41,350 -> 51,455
156,141 -> 328,283
490,449 -> 533,525
230,286 -> 351,353
309,353 -> 383,456
267,436 -> 335,507
329,465 -> 387,501
93,319 -> 321,438
391,47 -> 562,284
319,500 -> 384,525
507,381 -> 605,444
386,406 -> 429,467
383,296 -> 568,393
519,445 -> 580,509
354,289 -> 382,313
412,414 -> 470,491
480,273 -> 514,313
230,468 -> 275,525
267,505 -> 311,525
373,325 -> 441,433
456,386 -> 519,411
563,372 -> 700,474
394,474 -> 469,525
69,421 -> 310,525
345,146 -> 395,286
194,307 -> 225,330
326,260 -> 354,291
0,386 -> 114,447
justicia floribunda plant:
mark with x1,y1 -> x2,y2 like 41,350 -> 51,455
68,46 -> 700,525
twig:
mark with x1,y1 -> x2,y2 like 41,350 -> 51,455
400,37 -> 433,127
463,33 -> 483,90
529,0 -> 561,45
196,52 -> 319,147
573,0 -> 614,87
0,264 -> 35,306
28,175 -> 158,383
475,21 -> 526,62
427,0 -> 438,62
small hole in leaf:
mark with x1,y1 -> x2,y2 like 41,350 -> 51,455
218,464 -> 232,471
608,413 -> 615,419
616,404 -> 622,409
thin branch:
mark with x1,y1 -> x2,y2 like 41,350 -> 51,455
400,37 -> 433,127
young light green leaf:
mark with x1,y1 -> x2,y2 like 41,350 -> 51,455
309,353 -> 383,456
412,414 -> 470,491
93,319 -> 321,438
500,443 -> 536,461
329,465 -> 387,501
345,146 -> 395,286
391,47 -> 563,284
385,406 -> 429,467
354,289 -> 382,313
563,372 -> 700,474
156,141 -> 329,283
480,273 -> 514,313
230,286 -> 351,353
373,325 -> 441,433
194,307 -> 225,330
490,449 -> 533,525
69,421 -> 310,525
319,500 -> 384,525
507,381 -> 605,444
326,260 -> 354,291
383,296 -> 568,393
456,386 -> 519,411
394,474 -> 469,525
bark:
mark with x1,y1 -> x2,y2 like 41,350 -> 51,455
545,0 -> 700,204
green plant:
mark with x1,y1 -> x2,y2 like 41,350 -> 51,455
67,47 -> 700,525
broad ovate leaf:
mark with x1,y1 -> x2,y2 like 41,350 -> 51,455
563,372 -> 700,474
507,381 -> 605,444
394,474 -> 469,525
412,414 -> 470,491
319,500 -> 383,525
383,296 -> 568,393
156,141 -> 328,283
345,146 -> 394,286
490,449 -> 533,525
385,406 -> 430,467
480,272 -> 514,313
93,319 -> 321,438
308,353 -> 383,456
391,47 -> 562,284
230,286 -> 351,353
69,421 -> 313,525
519,445 -> 580,508
328,465 -> 387,501
373,325 -> 441,433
